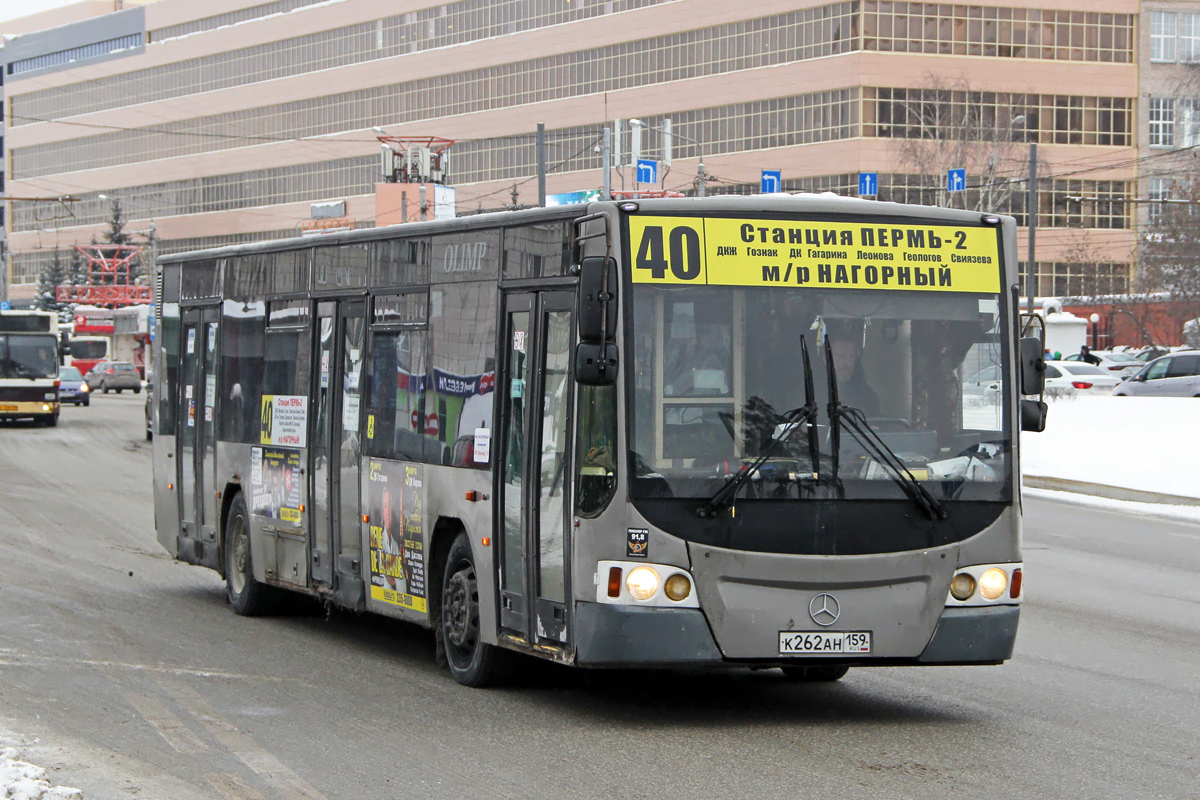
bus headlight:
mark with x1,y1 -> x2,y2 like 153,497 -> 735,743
950,572 -> 976,601
978,568 -> 1008,600
625,567 -> 660,601
664,573 -> 691,601
41,404 -> 51,411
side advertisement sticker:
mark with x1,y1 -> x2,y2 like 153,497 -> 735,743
250,446 -> 303,523
259,394 -> 308,447
367,460 -> 428,614
628,215 -> 1002,293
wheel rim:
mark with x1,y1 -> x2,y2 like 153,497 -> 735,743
229,515 -> 248,595
443,559 -> 480,665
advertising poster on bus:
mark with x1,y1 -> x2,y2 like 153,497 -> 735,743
250,446 -> 302,524
366,460 -> 428,614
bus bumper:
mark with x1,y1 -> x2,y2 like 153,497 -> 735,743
917,605 -> 1019,664
0,400 -> 59,418
575,601 -> 724,667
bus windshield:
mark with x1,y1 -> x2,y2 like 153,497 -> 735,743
629,285 -> 1009,503
71,340 -> 108,359
0,335 -> 59,379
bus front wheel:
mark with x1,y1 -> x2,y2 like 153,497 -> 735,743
225,492 -> 273,616
781,665 -> 849,682
441,533 -> 500,687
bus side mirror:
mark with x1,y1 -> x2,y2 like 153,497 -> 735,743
577,257 -> 617,343
575,342 -> 619,386
1020,399 -> 1047,432
1019,336 -> 1045,395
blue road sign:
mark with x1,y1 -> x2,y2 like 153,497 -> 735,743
947,168 -> 966,193
761,170 -> 782,193
636,158 -> 658,185
0,301 -> 9,311
858,172 -> 878,197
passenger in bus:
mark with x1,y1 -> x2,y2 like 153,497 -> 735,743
824,319 -> 879,417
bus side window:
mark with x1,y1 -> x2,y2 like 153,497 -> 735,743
575,384 -> 617,517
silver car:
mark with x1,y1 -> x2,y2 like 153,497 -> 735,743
1113,352 -> 1200,397
85,361 -> 143,393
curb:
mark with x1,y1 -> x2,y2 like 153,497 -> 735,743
1023,475 -> 1200,507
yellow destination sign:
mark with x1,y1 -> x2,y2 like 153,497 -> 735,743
628,215 -> 1002,293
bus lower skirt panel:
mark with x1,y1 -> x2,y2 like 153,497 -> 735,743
917,605 -> 1019,664
574,601 -> 724,667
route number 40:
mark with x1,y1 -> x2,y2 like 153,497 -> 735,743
635,225 -> 702,281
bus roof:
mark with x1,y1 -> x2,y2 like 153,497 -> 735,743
156,195 -> 1015,266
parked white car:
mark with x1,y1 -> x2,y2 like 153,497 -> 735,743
1061,350 -> 1144,378
1043,361 -> 1124,396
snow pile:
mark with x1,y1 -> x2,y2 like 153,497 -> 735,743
0,748 -> 82,800
1022,395 -> 1200,499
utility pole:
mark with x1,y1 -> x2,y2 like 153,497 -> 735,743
1026,143 -> 1037,318
536,123 -> 546,207
601,127 -> 611,200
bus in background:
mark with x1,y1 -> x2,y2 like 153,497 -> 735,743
0,310 -> 61,426
151,195 -> 1047,687
69,306 -> 114,375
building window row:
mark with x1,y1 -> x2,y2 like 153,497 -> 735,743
11,6 -> 860,178
148,0 -> 330,43
1019,261 -> 1131,297
12,0 -> 671,125
8,33 -> 143,76
12,90 -> 862,232
863,4 -> 1132,62
864,88 -> 1133,146
10,1 -> 1135,128
1150,10 -> 1200,63
1147,96 -> 1200,148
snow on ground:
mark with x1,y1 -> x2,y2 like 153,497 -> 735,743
0,746 -> 82,800
1021,395 -> 1200,499
1025,488 -> 1200,526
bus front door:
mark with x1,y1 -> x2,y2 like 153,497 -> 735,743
309,300 -> 367,609
497,291 -> 574,649
177,307 -> 221,569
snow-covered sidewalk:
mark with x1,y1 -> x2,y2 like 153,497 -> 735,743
1,747 -> 82,800
1021,395 -> 1199,500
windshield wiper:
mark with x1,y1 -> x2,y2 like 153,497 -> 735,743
697,335 -> 821,519
823,337 -> 947,521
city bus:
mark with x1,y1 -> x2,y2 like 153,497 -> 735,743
151,195 -> 1047,686
0,310 -> 61,426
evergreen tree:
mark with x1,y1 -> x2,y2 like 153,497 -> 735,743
35,251 -> 66,313
103,200 -> 132,245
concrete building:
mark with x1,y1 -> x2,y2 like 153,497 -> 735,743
2,0 -> 1147,306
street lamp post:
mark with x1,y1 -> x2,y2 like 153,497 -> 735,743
1090,312 -> 1101,350
627,118 -> 707,197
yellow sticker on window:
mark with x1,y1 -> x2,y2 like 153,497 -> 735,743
628,216 -> 1002,293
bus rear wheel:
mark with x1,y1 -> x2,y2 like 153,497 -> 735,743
781,665 -> 850,682
441,533 -> 500,687
225,492 -> 274,616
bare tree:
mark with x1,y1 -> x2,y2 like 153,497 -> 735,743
884,74 -> 1026,213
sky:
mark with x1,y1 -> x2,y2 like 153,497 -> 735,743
0,0 -> 83,27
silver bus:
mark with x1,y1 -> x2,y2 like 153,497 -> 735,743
151,195 -> 1046,686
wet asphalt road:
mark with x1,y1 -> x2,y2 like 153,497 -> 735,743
1,394 -> 1198,799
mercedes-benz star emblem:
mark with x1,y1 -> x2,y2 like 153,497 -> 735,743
809,593 -> 840,627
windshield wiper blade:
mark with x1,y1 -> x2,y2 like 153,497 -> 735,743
823,337 -> 946,521
800,335 -> 821,482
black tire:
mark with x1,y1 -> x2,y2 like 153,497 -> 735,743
116,388 -> 123,394
101,382 -> 109,394
146,427 -> 153,442
780,665 -> 850,682
43,414 -> 59,427
83,398 -> 90,407
225,492 -> 274,616
134,386 -> 141,394
441,532 -> 500,687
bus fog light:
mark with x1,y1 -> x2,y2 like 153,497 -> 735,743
664,573 -> 691,601
42,404 -> 51,411
950,573 -> 976,600
625,567 -> 660,601
979,568 -> 1007,600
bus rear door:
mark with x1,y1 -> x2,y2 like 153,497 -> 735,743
496,291 -> 574,650
177,307 -> 221,569
309,300 -> 367,609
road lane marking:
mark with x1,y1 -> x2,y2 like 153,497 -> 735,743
125,693 -> 209,753
161,682 -> 330,800
205,772 -> 268,800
